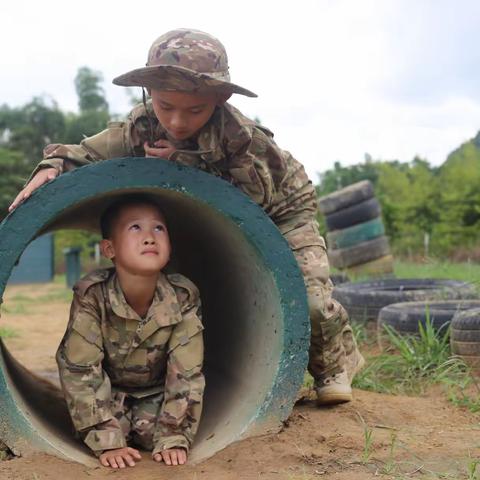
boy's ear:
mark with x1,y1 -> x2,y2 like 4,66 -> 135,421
100,239 -> 115,260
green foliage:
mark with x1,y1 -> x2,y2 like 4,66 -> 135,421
64,67 -> 110,143
353,314 -> 470,397
316,155 -> 379,197
0,66 -> 112,220
54,229 -> 102,273
316,133 -> 480,257
394,260 -> 480,287
0,96 -> 66,163
0,326 -> 19,338
0,148 -> 30,219
74,66 -> 109,113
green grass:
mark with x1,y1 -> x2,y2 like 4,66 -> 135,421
2,281 -> 72,316
352,317 -> 480,413
0,326 -> 19,338
394,260 -> 480,285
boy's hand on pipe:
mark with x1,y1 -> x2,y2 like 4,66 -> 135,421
144,140 -> 176,159
9,167 -> 58,212
153,448 -> 187,466
99,447 -> 142,468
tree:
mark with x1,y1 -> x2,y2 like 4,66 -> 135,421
0,97 -> 66,164
0,148 -> 30,219
63,67 -> 110,143
74,67 -> 109,113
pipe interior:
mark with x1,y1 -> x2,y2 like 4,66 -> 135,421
2,189 -> 283,462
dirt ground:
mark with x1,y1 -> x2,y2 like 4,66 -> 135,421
0,282 -> 479,480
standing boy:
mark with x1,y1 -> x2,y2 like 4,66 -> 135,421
56,195 -> 204,468
13,29 -> 363,405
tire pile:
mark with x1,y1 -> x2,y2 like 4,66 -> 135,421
318,180 -> 393,278
333,278 -> 478,323
333,278 -> 480,372
451,308 -> 480,370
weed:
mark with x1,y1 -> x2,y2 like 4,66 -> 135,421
354,313 -> 470,397
303,371 -> 314,389
1,303 -> 28,315
380,431 -> 398,475
467,458 -> 480,480
355,412 -> 374,464
0,326 -> 19,338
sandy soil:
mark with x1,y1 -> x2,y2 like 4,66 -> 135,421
0,282 -> 479,480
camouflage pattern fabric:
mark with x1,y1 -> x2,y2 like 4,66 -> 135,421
282,220 -> 360,380
112,29 -> 257,97
38,99 -> 360,384
56,268 -> 204,456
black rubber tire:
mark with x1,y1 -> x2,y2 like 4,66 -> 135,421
318,180 -> 374,215
327,217 -> 385,250
378,301 -> 480,335
325,198 -> 381,231
330,272 -> 350,286
451,309 -> 480,356
328,235 -> 390,269
332,278 -> 479,323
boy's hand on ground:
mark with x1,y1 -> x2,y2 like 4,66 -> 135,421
9,168 -> 58,212
99,447 -> 142,468
153,448 -> 187,466
144,140 -> 176,159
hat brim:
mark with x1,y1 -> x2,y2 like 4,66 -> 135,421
113,64 -> 257,98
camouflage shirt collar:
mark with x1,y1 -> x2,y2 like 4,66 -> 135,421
107,272 -> 182,328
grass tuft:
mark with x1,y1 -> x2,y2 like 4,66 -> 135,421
0,326 -> 19,338
353,313 -> 478,409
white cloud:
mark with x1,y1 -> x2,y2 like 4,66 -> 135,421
1,0 -> 480,182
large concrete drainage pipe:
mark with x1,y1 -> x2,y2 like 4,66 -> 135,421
0,158 -> 309,464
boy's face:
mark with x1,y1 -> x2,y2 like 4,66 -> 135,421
101,203 -> 171,276
150,89 -> 224,141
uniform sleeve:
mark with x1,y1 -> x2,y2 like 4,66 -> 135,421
56,291 -> 126,456
225,127 -> 279,210
27,120 -> 134,183
224,119 -> 316,223
152,282 -> 205,455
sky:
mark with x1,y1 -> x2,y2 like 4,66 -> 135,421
2,0 -> 480,181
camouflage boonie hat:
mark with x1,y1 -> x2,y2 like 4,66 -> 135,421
113,28 -> 257,97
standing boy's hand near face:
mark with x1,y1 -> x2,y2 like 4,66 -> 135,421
144,139 -> 176,159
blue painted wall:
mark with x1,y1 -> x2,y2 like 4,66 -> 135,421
8,234 -> 54,284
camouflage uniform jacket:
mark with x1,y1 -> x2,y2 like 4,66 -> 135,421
56,268 -> 205,455
33,102 -> 320,238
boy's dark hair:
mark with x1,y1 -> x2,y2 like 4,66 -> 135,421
100,194 -> 165,239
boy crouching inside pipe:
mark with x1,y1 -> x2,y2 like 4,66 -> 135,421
56,194 -> 205,468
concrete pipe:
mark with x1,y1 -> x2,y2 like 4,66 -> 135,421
0,158 -> 309,465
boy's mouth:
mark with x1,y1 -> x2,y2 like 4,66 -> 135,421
170,129 -> 190,139
141,249 -> 159,255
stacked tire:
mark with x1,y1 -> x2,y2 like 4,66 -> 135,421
318,180 -> 393,278
451,308 -> 480,371
333,278 -> 479,324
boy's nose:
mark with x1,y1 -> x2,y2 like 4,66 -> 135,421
170,113 -> 187,129
143,236 -> 155,244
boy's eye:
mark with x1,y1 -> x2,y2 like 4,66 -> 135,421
190,108 -> 203,114
160,105 -> 173,111
129,224 -> 140,231
154,225 -> 165,232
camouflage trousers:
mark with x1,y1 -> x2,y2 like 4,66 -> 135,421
282,220 -> 360,381
109,390 -> 164,451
